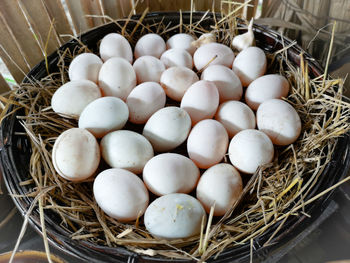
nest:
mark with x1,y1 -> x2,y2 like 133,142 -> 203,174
1,5 -> 350,263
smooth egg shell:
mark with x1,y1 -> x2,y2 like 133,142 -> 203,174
68,53 -> 103,83
100,130 -> 154,174
215,100 -> 256,137
98,57 -> 136,100
160,48 -> 193,69
133,56 -> 165,84
52,128 -> 100,181
126,82 -> 166,124
228,129 -> 274,174
232,46 -> 267,87
78,97 -> 129,138
187,119 -> 229,169
245,74 -> 290,110
99,33 -> 133,63
193,43 -> 234,71
93,168 -> 149,222
201,64 -> 242,102
143,153 -> 200,196
180,80 -> 219,125
134,33 -> 166,59
196,163 -> 242,216
256,99 -> 301,145
143,106 -> 191,152
160,66 -> 199,101
51,80 -> 101,117
144,193 -> 206,239
166,33 -> 196,55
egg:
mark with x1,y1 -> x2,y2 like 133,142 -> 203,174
193,43 -> 234,71
245,74 -> 290,110
201,65 -> 243,102
256,99 -> 301,145
180,80 -> 219,125
160,66 -> 199,101
215,101 -> 256,137
143,106 -> 191,152
133,56 -> 165,84
100,130 -> 154,174
228,129 -> 274,174
144,193 -> 206,239
98,57 -> 136,100
134,33 -> 166,59
68,53 -> 103,83
143,153 -> 200,196
93,168 -> 149,222
126,82 -> 166,124
51,80 -> 101,117
160,49 -> 193,69
196,163 -> 243,216
99,33 -> 133,63
166,33 -> 196,55
232,46 -> 267,87
52,128 -> 100,181
78,97 -> 129,138
187,119 -> 229,169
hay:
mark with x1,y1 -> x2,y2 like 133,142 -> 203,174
1,3 -> 350,262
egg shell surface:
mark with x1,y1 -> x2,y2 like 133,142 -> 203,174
51,80 -> 101,117
126,82 -> 166,124
99,33 -> 133,63
187,119 -> 229,169
143,106 -> 191,152
100,130 -> 154,174
256,99 -> 301,145
228,129 -> 274,174
134,33 -> 166,59
196,163 -> 243,216
68,53 -> 103,83
166,33 -> 196,55
52,128 -> 100,181
143,153 -> 200,196
133,56 -> 165,84
78,97 -> 129,138
144,193 -> 206,239
93,168 -> 149,222
160,48 -> 193,69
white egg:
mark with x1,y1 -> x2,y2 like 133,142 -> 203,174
100,130 -> 154,174
144,193 -> 206,239
193,43 -> 234,71
133,56 -> 165,84
215,101 -> 256,138
134,33 -> 166,59
201,65 -> 242,102
68,53 -> 103,83
143,106 -> 191,152
143,153 -> 200,196
160,49 -> 193,69
232,46 -> 267,87
228,129 -> 274,174
187,119 -> 229,169
51,80 -> 101,117
52,128 -> 100,181
99,33 -> 133,63
98,57 -> 136,100
166,33 -> 196,55
160,66 -> 199,101
126,82 -> 166,124
196,163 -> 242,216
78,97 -> 129,138
245,74 -> 290,110
180,80 -> 219,125
256,99 -> 301,145
93,168 -> 149,222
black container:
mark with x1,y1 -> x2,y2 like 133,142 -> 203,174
1,12 -> 350,263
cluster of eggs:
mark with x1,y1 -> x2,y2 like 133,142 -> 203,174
51,31 -> 301,240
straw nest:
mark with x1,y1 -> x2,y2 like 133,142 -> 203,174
1,4 -> 350,262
